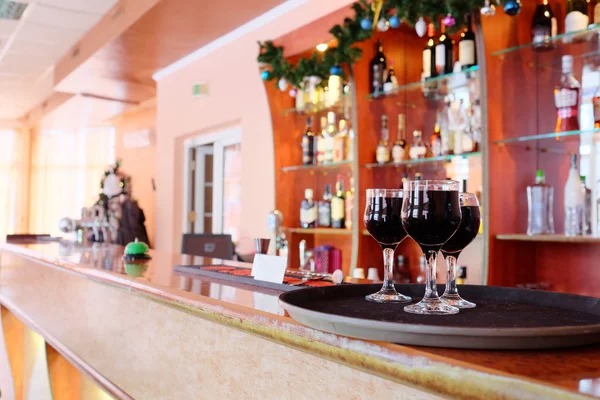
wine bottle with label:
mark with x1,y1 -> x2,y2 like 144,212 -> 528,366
392,113 -> 407,163
565,0 -> 589,34
423,23 -> 437,79
324,112 -> 336,164
331,177 -> 346,229
532,0 -> 557,51
300,189 -> 317,229
409,130 -> 429,160
333,119 -> 348,163
436,21 -> 453,75
459,15 -> 477,70
376,115 -> 391,164
318,184 -> 332,228
369,39 -> 387,95
301,117 -> 315,165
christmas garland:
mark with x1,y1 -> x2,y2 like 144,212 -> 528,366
258,0 -> 497,89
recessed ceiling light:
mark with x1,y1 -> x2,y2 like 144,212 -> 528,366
316,43 -> 328,52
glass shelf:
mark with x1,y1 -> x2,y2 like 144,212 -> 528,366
496,234 -> 600,244
493,129 -> 600,146
281,160 -> 352,172
285,227 -> 352,236
281,96 -> 349,116
362,151 -> 481,169
492,25 -> 600,59
364,66 -> 479,100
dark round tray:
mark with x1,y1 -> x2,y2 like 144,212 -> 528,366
279,284 -> 600,349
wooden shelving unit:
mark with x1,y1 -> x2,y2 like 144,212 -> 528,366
496,234 -> 600,244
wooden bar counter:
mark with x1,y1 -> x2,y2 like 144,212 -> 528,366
0,241 -> 599,399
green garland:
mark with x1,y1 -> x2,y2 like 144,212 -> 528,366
257,0 -> 489,88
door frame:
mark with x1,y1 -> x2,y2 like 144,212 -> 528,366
182,126 -> 242,234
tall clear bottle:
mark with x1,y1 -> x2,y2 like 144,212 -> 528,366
554,55 -> 580,132
581,176 -> 592,236
527,170 -> 555,235
565,154 -> 584,236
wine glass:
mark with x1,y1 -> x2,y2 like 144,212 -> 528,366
363,189 -> 411,303
440,192 -> 481,308
401,180 -> 462,315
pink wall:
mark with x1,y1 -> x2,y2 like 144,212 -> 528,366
154,0 -> 354,253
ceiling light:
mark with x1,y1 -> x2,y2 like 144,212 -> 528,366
316,43 -> 328,52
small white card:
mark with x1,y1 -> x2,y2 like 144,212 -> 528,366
251,254 -> 287,284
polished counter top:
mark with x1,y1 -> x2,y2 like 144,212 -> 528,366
2,241 -> 600,400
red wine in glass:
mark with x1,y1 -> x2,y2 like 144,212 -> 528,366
402,181 -> 462,315
364,189 -> 411,303
440,194 -> 481,308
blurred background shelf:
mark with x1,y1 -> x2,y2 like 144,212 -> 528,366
496,234 -> 600,244
363,151 -> 481,169
281,160 -> 352,172
285,227 -> 353,236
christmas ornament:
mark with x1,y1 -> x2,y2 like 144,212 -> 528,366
481,0 -> 496,16
376,17 -> 390,32
443,14 -> 456,27
289,88 -> 297,98
503,0 -> 522,16
260,70 -> 270,80
360,17 -> 372,30
329,65 -> 343,76
278,78 -> 288,91
415,17 -> 427,37
389,15 -> 400,29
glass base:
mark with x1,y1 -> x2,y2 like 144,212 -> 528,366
365,288 -> 411,303
440,293 -> 476,309
404,298 -> 459,315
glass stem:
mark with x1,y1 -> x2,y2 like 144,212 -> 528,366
423,250 -> 439,300
443,254 -> 458,296
381,247 -> 395,291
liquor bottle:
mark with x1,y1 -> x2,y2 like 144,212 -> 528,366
376,115 -> 391,164
369,39 -> 387,94
595,0 -> 600,24
345,177 -> 355,230
401,173 -> 409,187
324,112 -> 336,164
409,130 -> 428,160
383,60 -> 399,94
565,154 -> 584,236
459,15 -> 477,70
415,172 -> 423,181
456,266 -> 467,285
300,189 -> 317,229
436,21 -> 453,75
532,0 -> 557,51
331,177 -> 346,229
392,113 -> 407,163
318,184 -> 332,228
581,176 -> 592,235
565,0 -> 589,34
554,55 -> 580,132
316,116 -> 327,164
423,23 -> 437,79
333,119 -> 348,163
326,71 -> 343,107
301,117 -> 315,165
430,123 -> 442,157
526,170 -> 555,235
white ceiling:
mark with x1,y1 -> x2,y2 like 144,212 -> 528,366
0,0 -> 119,120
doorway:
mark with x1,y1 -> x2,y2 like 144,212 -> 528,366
183,127 -> 242,244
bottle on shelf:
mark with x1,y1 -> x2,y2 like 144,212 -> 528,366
316,116 -> 327,164
565,154 -> 584,236
409,130 -> 429,160
334,119 -> 348,163
331,176 -> 346,229
345,177 -> 355,230
300,189 -> 317,229
326,70 -> 343,107
376,115 -> 391,164
369,39 -> 387,95
456,266 -> 467,285
401,173 -> 409,187
347,123 -> 355,161
301,117 -> 315,165
565,0 -> 589,35
554,55 -> 580,133
383,60 -> 399,94
581,176 -> 592,236
430,123 -> 442,157
318,184 -> 332,228
436,20 -> 453,75
459,15 -> 477,70
423,23 -> 437,79
415,172 -> 423,181
531,0 -> 557,51
324,112 -> 336,164
526,170 -> 555,235
392,113 -> 407,163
